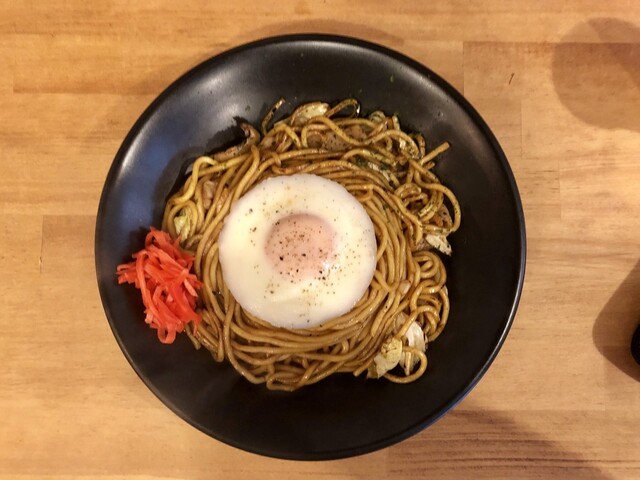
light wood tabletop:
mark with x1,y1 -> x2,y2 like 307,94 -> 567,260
2,1 -> 639,479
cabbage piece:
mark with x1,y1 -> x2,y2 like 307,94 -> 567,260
173,208 -> 193,240
368,337 -> 403,378
425,233 -> 452,256
400,321 -> 426,375
202,180 -> 216,210
404,321 -> 426,351
289,102 -> 329,126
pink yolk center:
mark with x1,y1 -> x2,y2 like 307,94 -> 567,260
265,213 -> 336,280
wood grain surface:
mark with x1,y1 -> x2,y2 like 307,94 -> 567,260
1,1 -> 639,479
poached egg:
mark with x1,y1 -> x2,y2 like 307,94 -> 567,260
218,174 -> 377,329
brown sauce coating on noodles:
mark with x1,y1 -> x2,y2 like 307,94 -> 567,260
162,99 -> 460,391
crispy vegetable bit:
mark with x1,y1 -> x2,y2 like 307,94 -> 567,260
116,228 -> 202,344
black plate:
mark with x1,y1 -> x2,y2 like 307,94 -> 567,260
95,34 -> 526,460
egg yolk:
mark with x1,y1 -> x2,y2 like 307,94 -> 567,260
265,213 -> 337,280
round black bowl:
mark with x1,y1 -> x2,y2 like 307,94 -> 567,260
95,34 -> 526,460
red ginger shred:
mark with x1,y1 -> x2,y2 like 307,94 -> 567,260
116,228 -> 202,344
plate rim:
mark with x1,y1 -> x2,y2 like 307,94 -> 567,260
95,33 -> 527,460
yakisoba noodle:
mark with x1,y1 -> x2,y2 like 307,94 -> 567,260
162,99 -> 460,391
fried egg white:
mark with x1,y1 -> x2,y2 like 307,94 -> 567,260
218,174 -> 377,329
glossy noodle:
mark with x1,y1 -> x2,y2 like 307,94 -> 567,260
162,99 -> 460,391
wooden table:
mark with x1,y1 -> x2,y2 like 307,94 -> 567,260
2,1 -> 639,479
